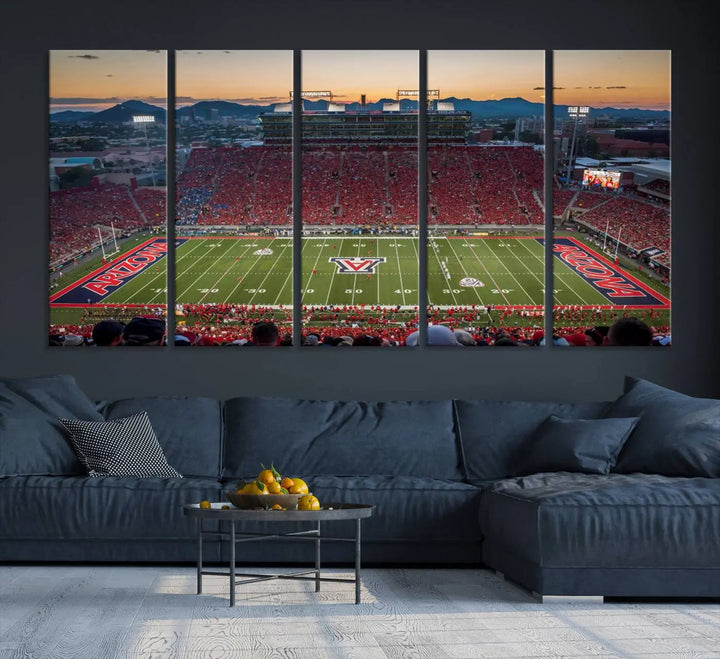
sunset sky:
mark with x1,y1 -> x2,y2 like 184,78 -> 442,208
50,49 -> 671,113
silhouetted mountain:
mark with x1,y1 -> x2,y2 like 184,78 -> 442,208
51,97 -> 670,125
50,110 -> 95,123
89,100 -> 166,123
176,100 -> 268,120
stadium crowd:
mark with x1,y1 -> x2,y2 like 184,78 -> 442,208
50,305 -> 669,347
573,195 -> 671,266
50,183 -> 165,265
174,145 -> 555,229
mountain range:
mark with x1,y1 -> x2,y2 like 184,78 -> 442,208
50,97 -> 670,123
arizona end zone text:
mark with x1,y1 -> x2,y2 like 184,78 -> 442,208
543,237 -> 669,307
50,238 -> 180,305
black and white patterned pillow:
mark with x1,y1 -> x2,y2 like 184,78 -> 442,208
59,411 -> 182,478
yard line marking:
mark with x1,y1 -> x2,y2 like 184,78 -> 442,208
444,239 -> 486,306
246,240 -> 293,305
110,237 -> 206,305
461,240 -> 512,306
274,238 -> 308,306
482,240 -> 537,305
514,239 -> 563,305
351,238 -> 363,307
429,238 -> 459,307
215,239 -> 262,304
200,240 -> 259,304
324,238 -> 340,307
305,236 -> 329,306
520,238 -> 594,305
394,238 -> 408,306
176,240 -> 239,300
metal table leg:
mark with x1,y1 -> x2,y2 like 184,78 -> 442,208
315,521 -> 321,592
355,518 -> 361,604
196,517 -> 203,595
230,520 -> 236,607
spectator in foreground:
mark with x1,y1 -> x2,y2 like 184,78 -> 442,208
607,317 -> 654,346
250,321 -> 279,346
92,320 -> 125,347
121,317 -> 166,346
405,325 -> 462,346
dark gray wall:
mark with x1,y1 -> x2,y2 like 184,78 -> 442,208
1,0 -> 718,401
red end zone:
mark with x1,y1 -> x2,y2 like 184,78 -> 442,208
547,236 -> 669,308
50,237 -> 174,307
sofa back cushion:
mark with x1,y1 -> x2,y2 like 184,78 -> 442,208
454,399 -> 610,481
515,415 -> 640,476
101,397 -> 223,478
0,375 -> 102,476
223,398 -> 460,481
607,377 -> 720,477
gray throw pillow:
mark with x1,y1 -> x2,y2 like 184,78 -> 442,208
517,415 -> 639,476
59,412 -> 182,478
606,377 -> 720,477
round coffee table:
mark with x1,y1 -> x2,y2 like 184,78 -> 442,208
183,502 -> 374,606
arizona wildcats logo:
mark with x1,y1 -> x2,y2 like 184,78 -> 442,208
329,257 -> 386,274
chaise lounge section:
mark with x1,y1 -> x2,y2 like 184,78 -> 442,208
1,374 -> 718,598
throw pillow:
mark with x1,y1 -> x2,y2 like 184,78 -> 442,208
59,411 -> 182,478
516,415 -> 640,476
606,377 -> 720,477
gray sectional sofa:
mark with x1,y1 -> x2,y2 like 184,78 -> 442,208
1,374 -> 719,598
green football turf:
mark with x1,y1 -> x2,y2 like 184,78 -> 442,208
49,234 -> 671,327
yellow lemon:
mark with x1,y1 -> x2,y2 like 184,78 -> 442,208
243,480 -> 268,495
289,478 -> 309,495
199,500 -> 211,509
267,481 -> 283,494
271,504 -> 285,510
257,469 -> 275,485
298,494 -> 320,511
280,477 -> 294,490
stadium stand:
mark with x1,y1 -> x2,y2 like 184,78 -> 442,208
50,182 -> 162,265
572,196 -> 671,266
173,144 -> 553,228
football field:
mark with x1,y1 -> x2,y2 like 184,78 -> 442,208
50,235 -> 670,319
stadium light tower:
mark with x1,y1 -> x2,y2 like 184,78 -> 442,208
565,106 -> 589,184
133,115 -> 156,186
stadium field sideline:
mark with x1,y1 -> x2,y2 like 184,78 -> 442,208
50,236 -> 670,316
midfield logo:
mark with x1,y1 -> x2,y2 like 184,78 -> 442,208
329,257 -> 386,274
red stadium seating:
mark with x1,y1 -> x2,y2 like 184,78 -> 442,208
50,182 -> 161,264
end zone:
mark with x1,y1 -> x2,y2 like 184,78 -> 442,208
50,237 -> 185,306
540,237 -> 669,308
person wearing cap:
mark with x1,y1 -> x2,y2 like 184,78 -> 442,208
121,317 -> 166,346
92,319 -> 125,347
405,324 -> 462,347
453,329 -> 476,346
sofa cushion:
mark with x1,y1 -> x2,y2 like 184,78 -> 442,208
479,472 -> 720,569
223,398 -> 461,480
2,375 -> 103,421
216,475 -> 483,545
607,377 -> 720,477
59,412 -> 182,478
0,380 -> 95,477
516,415 -> 639,476
0,476 -> 222,541
454,400 -> 610,481
101,397 -> 223,478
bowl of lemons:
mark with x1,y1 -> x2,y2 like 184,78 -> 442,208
225,465 -> 315,510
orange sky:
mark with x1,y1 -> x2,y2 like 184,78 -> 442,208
50,49 -> 670,112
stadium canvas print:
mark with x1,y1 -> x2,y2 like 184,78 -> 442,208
48,49 -> 671,347
49,50 -> 167,347
552,51 -> 671,347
